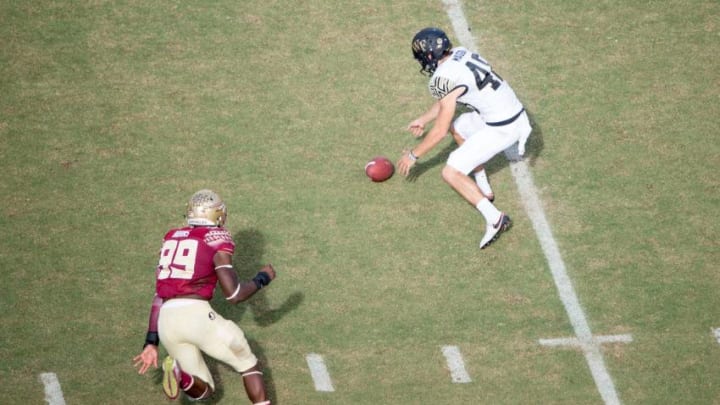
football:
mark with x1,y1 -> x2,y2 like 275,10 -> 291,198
365,156 -> 394,182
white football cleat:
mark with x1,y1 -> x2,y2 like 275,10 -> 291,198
479,213 -> 512,249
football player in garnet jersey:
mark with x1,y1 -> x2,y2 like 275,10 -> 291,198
133,189 -> 276,404
397,27 -> 532,249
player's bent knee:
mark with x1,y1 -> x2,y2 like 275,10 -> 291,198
441,165 -> 463,184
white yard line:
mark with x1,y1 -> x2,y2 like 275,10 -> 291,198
539,334 -> 634,348
712,328 -> 720,344
305,353 -> 335,392
39,373 -> 66,405
441,345 -> 472,383
441,1 -> 628,404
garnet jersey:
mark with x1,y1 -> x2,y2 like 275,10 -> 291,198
428,47 -> 524,124
155,226 -> 235,300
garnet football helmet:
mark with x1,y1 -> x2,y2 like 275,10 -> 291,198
411,27 -> 452,75
186,189 -> 227,227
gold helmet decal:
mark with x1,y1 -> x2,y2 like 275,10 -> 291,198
412,38 -> 426,53
186,189 -> 227,227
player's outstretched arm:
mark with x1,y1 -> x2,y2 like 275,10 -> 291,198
407,101 -> 441,138
215,252 -> 276,304
398,91 -> 460,177
133,294 -> 162,374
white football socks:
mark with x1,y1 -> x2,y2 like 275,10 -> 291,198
476,198 -> 502,226
474,169 -> 493,199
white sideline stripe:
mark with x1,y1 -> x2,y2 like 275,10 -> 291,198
305,353 -> 335,392
39,372 -> 66,405
539,334 -> 634,348
511,155 -> 622,405
441,345 -> 472,383
441,2 -> 625,404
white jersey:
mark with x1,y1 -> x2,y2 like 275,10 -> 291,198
428,47 -> 523,124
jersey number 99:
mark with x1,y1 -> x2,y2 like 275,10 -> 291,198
157,239 -> 198,280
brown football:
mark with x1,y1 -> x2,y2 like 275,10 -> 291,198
365,156 -> 394,182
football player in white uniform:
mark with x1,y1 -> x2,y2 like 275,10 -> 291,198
397,27 -> 532,249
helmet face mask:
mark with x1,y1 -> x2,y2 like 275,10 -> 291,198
412,27 -> 452,75
186,189 -> 227,227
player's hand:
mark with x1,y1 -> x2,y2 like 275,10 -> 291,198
407,120 -> 425,138
260,264 -> 276,280
397,151 -> 416,177
133,345 -> 158,375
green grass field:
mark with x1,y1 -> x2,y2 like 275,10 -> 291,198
2,1 -> 719,404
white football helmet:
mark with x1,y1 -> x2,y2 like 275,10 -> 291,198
186,189 -> 227,227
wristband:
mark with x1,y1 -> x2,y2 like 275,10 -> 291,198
408,150 -> 418,162
252,272 -> 271,289
144,331 -> 159,348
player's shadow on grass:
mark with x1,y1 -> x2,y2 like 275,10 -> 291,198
224,228 -> 304,327
405,109 -> 545,181
526,109 -> 545,165
211,228 -> 303,404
